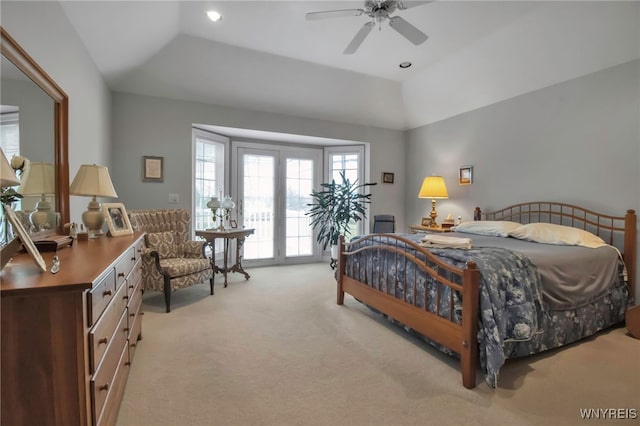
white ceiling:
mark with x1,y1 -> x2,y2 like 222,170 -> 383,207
60,1 -> 640,130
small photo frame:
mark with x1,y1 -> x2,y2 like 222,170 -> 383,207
229,220 -> 238,229
382,172 -> 394,184
459,166 -> 473,185
102,203 -> 134,237
4,204 -> 46,271
143,156 -> 164,182
421,217 -> 432,227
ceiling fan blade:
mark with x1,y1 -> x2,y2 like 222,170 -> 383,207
397,1 -> 433,10
388,16 -> 428,45
343,22 -> 374,55
305,9 -> 364,21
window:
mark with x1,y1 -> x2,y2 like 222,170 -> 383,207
1,111 -> 21,210
193,129 -> 228,235
324,145 -> 366,238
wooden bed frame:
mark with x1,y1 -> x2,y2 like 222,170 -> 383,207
336,202 -> 637,389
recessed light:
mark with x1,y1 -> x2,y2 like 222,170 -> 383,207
399,62 -> 412,69
206,10 -> 222,22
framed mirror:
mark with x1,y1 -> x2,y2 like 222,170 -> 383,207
0,27 -> 69,229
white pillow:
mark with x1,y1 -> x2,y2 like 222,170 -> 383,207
509,223 -> 606,248
452,220 -> 521,237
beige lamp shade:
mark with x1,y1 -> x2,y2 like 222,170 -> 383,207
418,175 -> 448,228
70,164 -> 118,237
0,148 -> 20,187
418,175 -> 449,199
70,164 -> 118,198
18,162 -> 55,196
17,162 -> 57,231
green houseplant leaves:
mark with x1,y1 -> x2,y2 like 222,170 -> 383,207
306,170 -> 376,252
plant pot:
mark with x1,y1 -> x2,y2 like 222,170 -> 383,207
331,244 -> 339,260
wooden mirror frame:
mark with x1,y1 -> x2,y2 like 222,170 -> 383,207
0,27 -> 69,228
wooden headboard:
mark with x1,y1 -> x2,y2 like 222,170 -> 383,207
482,201 -> 637,301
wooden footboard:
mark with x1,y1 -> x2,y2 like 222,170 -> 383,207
336,234 -> 480,388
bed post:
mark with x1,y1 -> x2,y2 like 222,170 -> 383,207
337,235 -> 345,305
624,210 -> 637,302
461,261 -> 480,389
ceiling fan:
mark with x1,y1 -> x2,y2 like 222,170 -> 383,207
305,1 -> 431,55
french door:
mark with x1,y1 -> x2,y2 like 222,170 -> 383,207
235,144 -> 322,266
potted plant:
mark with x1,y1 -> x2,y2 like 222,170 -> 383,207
306,170 -> 376,268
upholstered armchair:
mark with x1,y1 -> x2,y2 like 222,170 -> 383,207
128,209 -> 214,312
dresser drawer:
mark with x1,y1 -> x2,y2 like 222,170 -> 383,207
115,247 -> 136,290
133,238 -> 145,262
126,259 -> 142,300
88,280 -> 128,373
95,343 -> 129,426
87,269 -> 116,327
128,303 -> 143,364
91,309 -> 128,422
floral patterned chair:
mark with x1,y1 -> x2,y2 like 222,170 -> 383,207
128,209 -> 214,312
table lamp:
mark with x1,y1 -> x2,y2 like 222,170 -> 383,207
70,164 -> 118,238
0,148 -> 20,188
18,162 -> 56,231
418,175 -> 448,228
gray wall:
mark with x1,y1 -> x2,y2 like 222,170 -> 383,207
111,92 -> 407,231
2,0 -> 113,225
406,59 -> 640,296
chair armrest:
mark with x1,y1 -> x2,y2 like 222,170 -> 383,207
182,240 -> 207,258
140,248 -> 167,273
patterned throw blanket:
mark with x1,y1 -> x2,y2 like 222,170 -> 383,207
426,246 -> 544,387
345,236 -> 545,387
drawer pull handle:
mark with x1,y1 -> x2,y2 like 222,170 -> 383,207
123,295 -> 129,300
98,337 -> 108,345
102,290 -> 112,297
117,272 -> 125,278
129,285 -> 134,289
123,327 -> 130,332
131,256 -> 135,261
130,342 -> 137,348
130,313 -> 135,318
99,383 -> 109,392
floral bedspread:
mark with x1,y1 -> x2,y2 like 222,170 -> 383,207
343,235 -> 629,387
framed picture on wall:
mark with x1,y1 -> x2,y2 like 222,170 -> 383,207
143,156 -> 164,182
382,172 -> 394,184
459,166 -> 473,185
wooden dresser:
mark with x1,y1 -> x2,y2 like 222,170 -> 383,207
1,232 -> 145,426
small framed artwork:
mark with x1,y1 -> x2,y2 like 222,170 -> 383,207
421,217 -> 432,227
382,172 -> 394,184
102,203 -> 134,237
229,220 -> 238,229
459,166 -> 473,185
143,156 -> 164,182
4,204 -> 47,271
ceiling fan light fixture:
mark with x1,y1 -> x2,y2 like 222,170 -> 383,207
206,10 -> 222,22
399,61 -> 412,69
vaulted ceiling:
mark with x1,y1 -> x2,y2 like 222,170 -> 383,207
60,1 -> 640,130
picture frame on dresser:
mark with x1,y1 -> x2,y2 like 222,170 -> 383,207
102,203 -> 133,237
4,204 -> 47,271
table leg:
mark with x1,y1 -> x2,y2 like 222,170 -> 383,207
229,235 -> 251,280
223,237 -> 229,287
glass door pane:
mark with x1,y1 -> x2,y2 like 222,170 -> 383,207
285,158 -> 314,257
240,151 -> 275,261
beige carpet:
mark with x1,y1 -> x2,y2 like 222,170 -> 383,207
117,263 -> 640,426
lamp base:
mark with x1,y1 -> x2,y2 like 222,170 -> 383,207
429,199 -> 439,228
30,197 -> 56,232
82,199 -> 105,238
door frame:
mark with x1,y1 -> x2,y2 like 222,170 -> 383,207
232,140 -> 323,266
